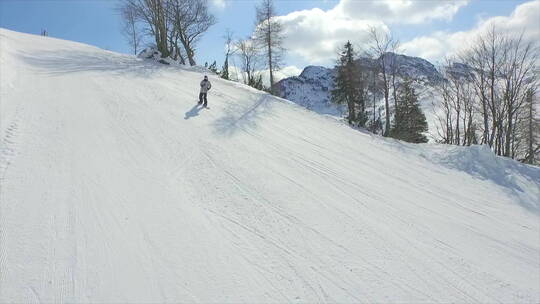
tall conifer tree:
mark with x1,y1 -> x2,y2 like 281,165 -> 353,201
332,41 -> 363,125
390,79 -> 428,143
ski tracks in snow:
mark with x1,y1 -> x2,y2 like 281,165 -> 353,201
0,120 -> 19,182
1,29 -> 539,303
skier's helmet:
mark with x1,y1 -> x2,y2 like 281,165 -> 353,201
204,75 -> 208,80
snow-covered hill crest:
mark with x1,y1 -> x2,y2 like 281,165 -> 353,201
1,28 -> 539,303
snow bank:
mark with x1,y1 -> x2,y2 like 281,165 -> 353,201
417,144 -> 540,212
138,47 -> 182,66
137,47 -> 215,76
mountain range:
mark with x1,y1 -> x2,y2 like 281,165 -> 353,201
277,52 -> 451,118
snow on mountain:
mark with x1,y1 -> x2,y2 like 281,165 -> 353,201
277,52 -> 447,129
384,52 -> 445,84
444,62 -> 476,79
277,66 -> 344,116
1,28 -> 539,303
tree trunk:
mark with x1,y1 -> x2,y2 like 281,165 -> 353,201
381,57 -> 390,136
527,92 -> 534,163
481,94 -> 489,144
504,101 -> 513,157
348,98 -> 356,124
267,25 -> 274,93
187,49 -> 196,66
391,67 -> 398,129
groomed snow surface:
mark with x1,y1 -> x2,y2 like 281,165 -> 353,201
1,28 -> 539,303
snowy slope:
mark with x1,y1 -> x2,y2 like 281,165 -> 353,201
1,28 -> 539,303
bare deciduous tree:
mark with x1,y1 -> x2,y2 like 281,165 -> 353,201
367,27 -> 400,136
120,3 -> 143,55
435,61 -> 478,146
119,0 -> 170,57
435,26 -> 539,163
221,29 -> 235,80
254,0 -> 284,94
119,0 -> 215,64
235,38 -> 262,87
519,89 -> 540,164
165,8 -> 186,64
498,33 -> 537,157
169,0 -> 216,66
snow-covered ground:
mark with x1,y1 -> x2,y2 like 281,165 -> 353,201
1,28 -> 539,303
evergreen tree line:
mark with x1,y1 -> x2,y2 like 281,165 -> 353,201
331,33 -> 429,144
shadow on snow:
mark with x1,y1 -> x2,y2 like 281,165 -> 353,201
212,93 -> 273,137
17,49 -> 166,78
184,104 -> 203,120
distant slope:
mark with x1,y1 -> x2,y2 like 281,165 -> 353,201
1,28 -> 539,303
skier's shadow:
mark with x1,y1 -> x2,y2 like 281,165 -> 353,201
184,104 -> 202,120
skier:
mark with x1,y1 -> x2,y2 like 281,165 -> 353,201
198,75 -> 212,107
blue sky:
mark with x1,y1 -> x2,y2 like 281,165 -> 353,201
1,0 -> 537,77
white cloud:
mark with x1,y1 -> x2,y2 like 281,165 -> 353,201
401,0 -> 540,63
400,32 -> 457,63
277,8 -> 388,64
273,65 -> 302,83
275,0 -> 469,64
334,0 -> 469,24
210,0 -> 226,10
